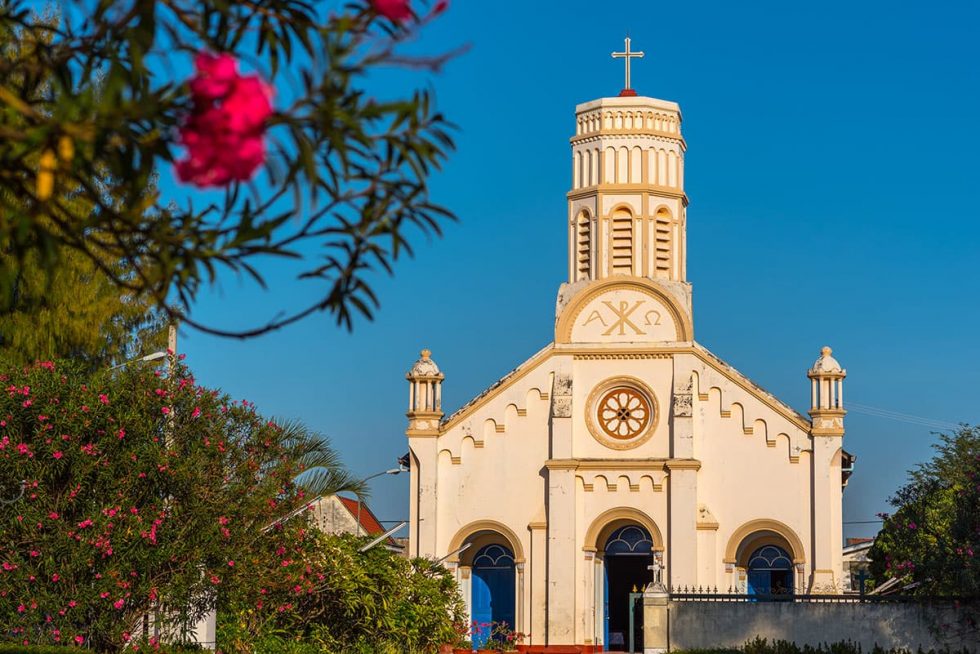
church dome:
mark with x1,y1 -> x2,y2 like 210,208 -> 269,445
408,349 -> 442,377
810,346 -> 843,374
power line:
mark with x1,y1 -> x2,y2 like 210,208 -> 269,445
847,401 -> 961,431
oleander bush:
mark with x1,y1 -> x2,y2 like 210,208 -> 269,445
0,358 -> 360,652
217,532 -> 466,654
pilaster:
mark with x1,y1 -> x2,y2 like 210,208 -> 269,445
546,366 -> 576,644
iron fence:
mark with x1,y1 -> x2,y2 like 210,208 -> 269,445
666,586 -> 969,604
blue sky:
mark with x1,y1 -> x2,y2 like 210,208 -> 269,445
175,0 -> 980,539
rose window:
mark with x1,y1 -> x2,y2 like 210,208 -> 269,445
597,387 -> 651,440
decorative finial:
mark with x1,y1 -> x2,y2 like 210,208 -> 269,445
611,35 -> 645,97
420,348 -> 431,359
821,346 -> 832,357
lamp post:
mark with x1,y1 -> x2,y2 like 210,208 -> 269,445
109,350 -> 167,370
355,464 -> 407,536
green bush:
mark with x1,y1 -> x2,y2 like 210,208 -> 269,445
217,532 -> 466,654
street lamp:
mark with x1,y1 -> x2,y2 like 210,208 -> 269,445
355,464 -> 408,535
109,351 -> 167,370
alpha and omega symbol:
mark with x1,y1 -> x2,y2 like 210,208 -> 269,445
581,299 -> 662,336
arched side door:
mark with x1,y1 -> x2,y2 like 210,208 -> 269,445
746,545 -> 794,595
471,544 -> 516,647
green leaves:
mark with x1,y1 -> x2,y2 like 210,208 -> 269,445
0,359 -> 359,651
868,425 -> 980,598
218,532 -> 466,654
0,0 -> 458,338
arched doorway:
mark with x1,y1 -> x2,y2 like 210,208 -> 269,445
471,544 -> 516,648
747,545 -> 794,595
725,520 -> 805,594
603,525 -> 652,651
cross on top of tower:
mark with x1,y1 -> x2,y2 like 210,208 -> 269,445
611,36 -> 644,97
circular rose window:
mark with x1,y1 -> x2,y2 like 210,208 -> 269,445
586,377 -> 658,450
598,388 -> 650,439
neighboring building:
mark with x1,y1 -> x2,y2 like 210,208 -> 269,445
403,60 -> 853,651
309,494 -> 402,553
843,537 -> 875,593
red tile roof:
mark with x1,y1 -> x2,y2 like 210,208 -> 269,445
337,495 -> 386,537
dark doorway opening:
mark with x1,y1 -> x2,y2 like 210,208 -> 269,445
603,525 -> 653,652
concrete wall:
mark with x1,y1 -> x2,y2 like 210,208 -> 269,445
667,601 -> 977,653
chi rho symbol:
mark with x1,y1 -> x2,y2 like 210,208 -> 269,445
581,300 -> 662,336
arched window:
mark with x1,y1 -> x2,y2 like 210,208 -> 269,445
604,525 -> 653,555
576,211 -> 593,281
747,545 -> 794,595
611,210 -> 633,275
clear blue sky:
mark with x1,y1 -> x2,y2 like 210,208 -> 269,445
175,0 -> 980,539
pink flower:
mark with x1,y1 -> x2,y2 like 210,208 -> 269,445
99,393 -> 109,405
74,636 -> 84,645
68,600 -> 77,608
53,451 -> 63,459
373,0 -> 411,21
191,407 -> 201,418
114,599 -> 125,610
227,560 -> 235,567
29,550 -> 39,557
52,574 -> 59,582
48,512 -> 59,520
17,604 -> 25,613
77,519 -> 94,529
161,406 -> 170,415
176,53 -> 273,187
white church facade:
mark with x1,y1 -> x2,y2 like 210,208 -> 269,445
404,56 -> 852,651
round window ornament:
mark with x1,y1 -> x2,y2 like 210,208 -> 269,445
598,388 -> 650,439
586,377 -> 658,450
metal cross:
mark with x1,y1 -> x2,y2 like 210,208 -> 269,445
612,36 -> 645,91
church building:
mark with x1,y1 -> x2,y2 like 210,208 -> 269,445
404,40 -> 851,652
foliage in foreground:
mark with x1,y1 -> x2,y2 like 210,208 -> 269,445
0,359 -> 361,652
868,425 -> 980,597
218,531 -> 466,654
677,637 -> 971,654
0,0 -> 457,338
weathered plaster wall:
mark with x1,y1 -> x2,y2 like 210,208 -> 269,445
667,602 -> 977,653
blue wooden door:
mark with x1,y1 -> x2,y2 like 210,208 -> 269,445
747,570 -> 770,595
471,544 -> 515,648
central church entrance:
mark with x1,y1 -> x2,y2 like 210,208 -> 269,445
602,525 -> 653,652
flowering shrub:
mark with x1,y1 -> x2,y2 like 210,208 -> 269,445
869,426 -> 980,599
0,359 -> 358,652
217,531 -> 466,654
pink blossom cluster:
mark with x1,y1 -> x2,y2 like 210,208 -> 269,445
372,0 -> 448,21
176,53 -> 273,187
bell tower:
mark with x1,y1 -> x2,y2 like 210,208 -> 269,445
565,39 -> 690,312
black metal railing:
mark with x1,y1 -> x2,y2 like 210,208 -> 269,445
665,586 -> 962,603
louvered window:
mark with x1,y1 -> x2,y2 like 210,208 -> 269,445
576,212 -> 592,281
611,212 -> 633,274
